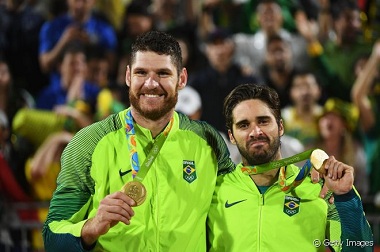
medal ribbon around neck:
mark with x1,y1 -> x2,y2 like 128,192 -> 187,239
125,109 -> 174,182
241,149 -> 315,193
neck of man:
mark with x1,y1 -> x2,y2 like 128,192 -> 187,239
250,168 -> 280,187
131,108 -> 174,138
247,151 -> 282,187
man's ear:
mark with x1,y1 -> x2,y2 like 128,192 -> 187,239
228,130 -> 236,145
279,119 -> 284,136
178,67 -> 188,90
125,65 -> 131,87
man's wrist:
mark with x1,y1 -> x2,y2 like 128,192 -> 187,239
81,218 -> 99,249
333,188 -> 356,202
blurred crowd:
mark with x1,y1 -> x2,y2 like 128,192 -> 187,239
0,0 -> 379,251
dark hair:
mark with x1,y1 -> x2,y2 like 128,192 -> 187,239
291,69 -> 321,86
125,0 -> 152,17
330,0 -> 358,20
58,42 -> 87,63
130,31 -> 183,75
266,33 -> 289,48
86,44 -> 107,62
223,84 -> 282,131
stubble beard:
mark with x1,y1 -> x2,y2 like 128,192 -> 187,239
129,89 -> 178,121
238,135 -> 281,165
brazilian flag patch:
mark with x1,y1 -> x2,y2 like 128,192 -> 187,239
183,160 -> 197,183
283,195 -> 300,217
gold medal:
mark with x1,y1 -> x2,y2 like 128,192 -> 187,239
122,181 -> 147,206
310,149 -> 329,173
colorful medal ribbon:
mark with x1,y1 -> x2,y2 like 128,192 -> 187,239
125,109 -> 173,182
241,149 -> 315,193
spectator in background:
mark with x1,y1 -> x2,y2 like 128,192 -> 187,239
150,0 -> 197,33
0,109 -> 36,252
39,0 -> 118,83
171,30 -> 207,74
259,34 -> 298,108
36,42 -> 100,115
0,57 -> 35,194
0,57 -> 29,126
188,27 -> 259,135
86,45 -> 111,89
282,70 -> 323,149
351,40 -> 380,196
316,98 -> 368,196
12,42 -> 98,157
296,0 -> 374,101
87,45 -> 127,121
116,0 -> 155,85
0,109 -> 31,203
196,0 -> 246,40
0,0 -> 48,97
242,0 -> 311,33
233,0 -> 309,77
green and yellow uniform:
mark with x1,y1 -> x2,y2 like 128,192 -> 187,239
207,163 -> 373,252
43,109 -> 235,252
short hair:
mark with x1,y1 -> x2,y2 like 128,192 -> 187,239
58,42 -> 87,63
291,69 -> 321,87
330,0 -> 359,21
266,33 -> 290,48
223,84 -> 282,131
130,31 -> 183,75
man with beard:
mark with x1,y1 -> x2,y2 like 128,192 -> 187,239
207,84 -> 373,251
42,31 -> 235,251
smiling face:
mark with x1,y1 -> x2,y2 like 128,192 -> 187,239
126,51 -> 187,121
229,99 -> 284,165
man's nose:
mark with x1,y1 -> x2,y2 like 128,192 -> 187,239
144,76 -> 159,89
249,125 -> 263,137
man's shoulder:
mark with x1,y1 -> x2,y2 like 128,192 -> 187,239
177,112 -> 215,130
73,112 -> 124,141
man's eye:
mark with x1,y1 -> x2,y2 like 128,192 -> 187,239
237,124 -> 248,129
258,119 -> 269,125
158,72 -> 170,77
135,71 -> 146,76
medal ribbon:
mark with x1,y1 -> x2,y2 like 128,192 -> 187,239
241,149 -> 315,193
125,109 -> 173,182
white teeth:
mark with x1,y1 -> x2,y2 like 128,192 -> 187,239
144,94 -> 160,97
